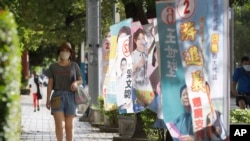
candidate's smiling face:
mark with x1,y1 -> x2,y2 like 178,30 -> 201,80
134,33 -> 146,52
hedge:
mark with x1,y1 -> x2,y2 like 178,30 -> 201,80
0,9 -> 22,140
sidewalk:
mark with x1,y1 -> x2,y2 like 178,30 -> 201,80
20,86 -> 238,141
230,96 -> 238,109
20,92 -> 118,141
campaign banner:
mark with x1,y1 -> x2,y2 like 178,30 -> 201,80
99,35 -> 110,95
130,20 -> 159,113
175,0 -> 229,140
155,0 -> 187,136
144,18 -> 161,115
103,18 -> 134,113
130,21 -> 146,113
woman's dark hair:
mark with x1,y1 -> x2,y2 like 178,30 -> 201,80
180,84 -> 187,98
152,47 -> 157,67
117,26 -> 131,42
133,28 -> 145,51
116,26 -> 131,52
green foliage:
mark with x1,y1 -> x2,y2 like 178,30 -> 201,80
3,0 -> 88,67
28,44 -> 57,67
98,95 -> 119,126
104,109 -> 119,127
92,95 -> 105,111
3,0 -> 118,67
100,0 -> 117,36
233,4 -> 250,64
98,95 -> 104,111
230,0 -> 250,7
230,109 -> 250,123
0,9 -> 22,140
140,109 -> 165,141
3,0 -> 154,67
14,0 -> 87,46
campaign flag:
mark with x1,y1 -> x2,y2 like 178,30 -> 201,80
103,18 -> 133,113
144,18 -> 161,114
155,0 -> 187,137
99,34 -> 111,95
130,19 -> 159,113
175,0 -> 229,140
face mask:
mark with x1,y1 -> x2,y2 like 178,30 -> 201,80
243,65 -> 250,71
59,52 -> 70,60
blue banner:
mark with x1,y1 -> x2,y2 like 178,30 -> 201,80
175,0 -> 229,140
156,1 -> 186,123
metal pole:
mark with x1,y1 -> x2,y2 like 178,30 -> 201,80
113,3 -> 120,23
86,0 -> 100,105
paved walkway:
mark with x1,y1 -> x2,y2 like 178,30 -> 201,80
20,93 -> 119,141
20,85 -> 238,141
230,97 -> 237,109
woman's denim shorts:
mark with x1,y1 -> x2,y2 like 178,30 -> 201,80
50,90 -> 76,116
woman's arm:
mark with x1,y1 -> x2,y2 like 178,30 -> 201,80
46,78 -> 53,110
74,63 -> 83,85
70,63 -> 83,91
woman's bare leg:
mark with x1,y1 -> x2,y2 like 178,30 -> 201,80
65,115 -> 75,141
53,112 -> 65,141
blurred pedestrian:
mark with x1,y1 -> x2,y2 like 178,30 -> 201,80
232,56 -> 250,109
46,42 -> 82,141
28,71 -> 41,112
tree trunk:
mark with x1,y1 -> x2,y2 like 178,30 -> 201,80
124,2 -> 148,25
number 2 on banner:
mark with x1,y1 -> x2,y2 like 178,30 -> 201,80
177,0 -> 195,19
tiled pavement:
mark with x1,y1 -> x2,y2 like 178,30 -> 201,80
230,97 -> 238,109
20,93 -> 119,141
20,86 -> 238,141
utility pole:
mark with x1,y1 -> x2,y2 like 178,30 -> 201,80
113,3 -> 120,23
86,0 -> 100,105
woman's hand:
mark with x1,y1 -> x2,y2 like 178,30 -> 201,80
70,81 -> 78,91
156,82 -> 161,94
46,100 -> 50,110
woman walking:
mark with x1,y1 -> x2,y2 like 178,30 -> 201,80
46,42 -> 82,141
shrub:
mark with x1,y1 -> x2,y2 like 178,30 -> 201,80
98,95 -> 119,126
230,109 -> 250,124
140,109 -> 166,141
0,9 -> 22,140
